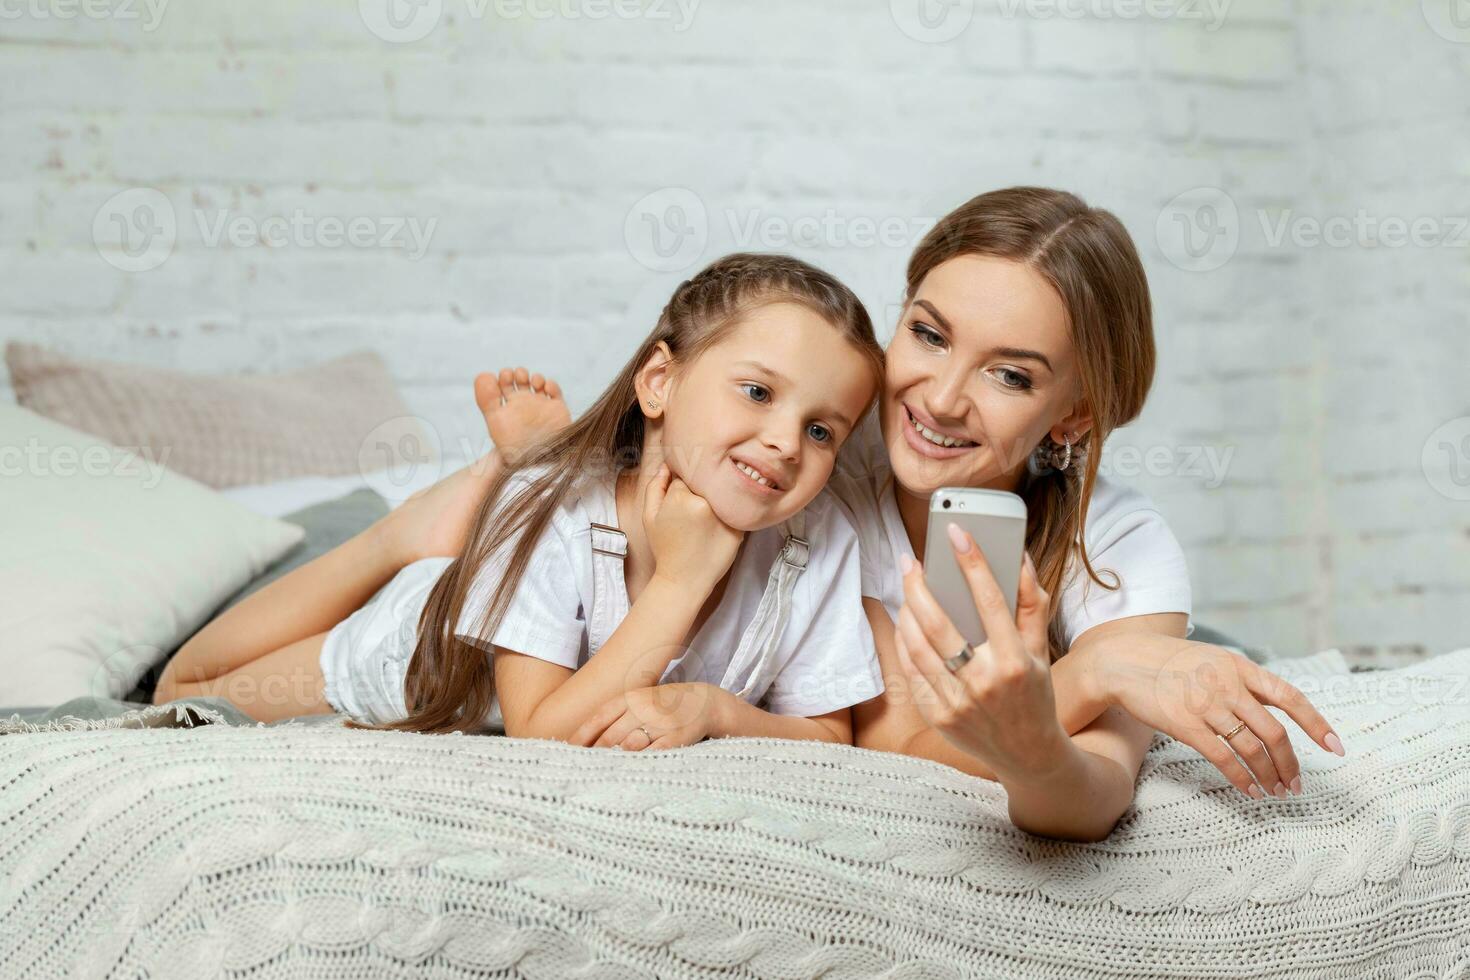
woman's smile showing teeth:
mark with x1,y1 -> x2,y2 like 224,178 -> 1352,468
731,456 -> 784,495
902,404 -> 978,458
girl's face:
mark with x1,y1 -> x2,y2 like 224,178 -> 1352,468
648,302 -> 877,532
880,254 -> 1092,497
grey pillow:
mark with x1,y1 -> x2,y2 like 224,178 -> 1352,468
122,488 -> 390,704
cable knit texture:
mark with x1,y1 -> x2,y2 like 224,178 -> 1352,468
3,648 -> 1469,978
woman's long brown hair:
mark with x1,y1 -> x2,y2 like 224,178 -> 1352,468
346,253 -> 884,734
904,187 -> 1157,663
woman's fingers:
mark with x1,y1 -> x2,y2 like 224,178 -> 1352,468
945,524 -> 1024,658
899,555 -> 970,669
1230,697 -> 1299,795
1244,664 -> 1344,758
1208,709 -> 1283,797
1013,550 -> 1051,664
1186,726 -> 1269,798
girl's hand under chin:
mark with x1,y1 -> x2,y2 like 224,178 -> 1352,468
643,462 -> 745,595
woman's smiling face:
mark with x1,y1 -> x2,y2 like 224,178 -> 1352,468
880,253 -> 1092,497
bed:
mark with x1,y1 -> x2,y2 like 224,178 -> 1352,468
5,646 -> 1470,978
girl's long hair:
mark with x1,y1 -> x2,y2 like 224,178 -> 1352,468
904,187 -> 1156,662
347,253 -> 884,734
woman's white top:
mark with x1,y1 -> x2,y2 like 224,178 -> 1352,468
319,465 -> 884,729
825,405 -> 1195,648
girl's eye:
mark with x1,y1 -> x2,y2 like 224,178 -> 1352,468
741,383 -> 771,403
808,424 -> 833,444
995,368 -> 1033,391
909,323 -> 945,348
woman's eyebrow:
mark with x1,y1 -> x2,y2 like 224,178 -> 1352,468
912,299 -> 1054,373
733,359 -> 855,430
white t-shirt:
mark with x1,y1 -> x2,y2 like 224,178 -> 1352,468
319,465 -> 884,729
825,405 -> 1194,648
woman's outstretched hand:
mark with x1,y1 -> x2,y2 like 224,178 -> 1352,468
894,523 -> 1067,781
1083,634 -> 1343,798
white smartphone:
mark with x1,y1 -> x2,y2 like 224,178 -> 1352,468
922,488 -> 1028,647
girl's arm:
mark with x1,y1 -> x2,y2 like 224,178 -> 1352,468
713,696 -> 851,744
496,576 -> 710,741
568,683 -> 852,748
499,463 -> 745,742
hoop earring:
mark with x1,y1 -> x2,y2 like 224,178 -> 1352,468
1055,432 -> 1073,472
1031,432 -> 1074,475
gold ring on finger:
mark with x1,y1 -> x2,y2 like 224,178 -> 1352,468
1220,720 -> 1247,740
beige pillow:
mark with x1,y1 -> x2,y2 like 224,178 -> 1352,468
5,344 -> 429,488
0,405 -> 306,705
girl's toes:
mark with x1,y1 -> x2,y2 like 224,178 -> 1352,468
512,366 -> 531,388
530,372 -> 546,393
498,367 -> 516,392
545,379 -> 563,400
474,372 -> 502,415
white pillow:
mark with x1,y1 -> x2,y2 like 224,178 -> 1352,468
0,406 -> 305,705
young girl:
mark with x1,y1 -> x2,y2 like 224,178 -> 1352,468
154,253 -> 887,746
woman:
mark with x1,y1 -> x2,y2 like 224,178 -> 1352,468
821,187 -> 1342,841
485,187 -> 1345,842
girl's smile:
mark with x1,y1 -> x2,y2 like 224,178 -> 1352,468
730,455 -> 785,495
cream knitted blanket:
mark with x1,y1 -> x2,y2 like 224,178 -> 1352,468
3,648 -> 1469,978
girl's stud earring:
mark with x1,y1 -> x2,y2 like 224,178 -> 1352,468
647,399 -> 659,411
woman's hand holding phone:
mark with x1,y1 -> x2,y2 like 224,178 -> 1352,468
894,524 -> 1068,781
643,462 -> 744,596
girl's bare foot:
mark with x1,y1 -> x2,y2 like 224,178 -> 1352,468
475,367 -> 572,461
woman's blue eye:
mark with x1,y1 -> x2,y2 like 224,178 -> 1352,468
808,424 -> 832,444
910,323 -> 944,348
742,383 -> 770,403
996,368 -> 1033,391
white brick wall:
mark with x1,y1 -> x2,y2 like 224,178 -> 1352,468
1,0 -> 1466,658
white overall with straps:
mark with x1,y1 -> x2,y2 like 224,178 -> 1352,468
582,478 -> 812,704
